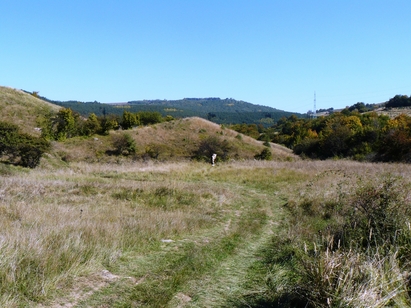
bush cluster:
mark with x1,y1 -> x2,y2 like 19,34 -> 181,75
38,109 -> 168,140
192,136 -> 234,163
265,111 -> 411,162
0,121 -> 50,168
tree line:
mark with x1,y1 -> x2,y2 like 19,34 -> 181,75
36,109 -> 169,141
235,109 -> 411,162
32,92 -> 301,127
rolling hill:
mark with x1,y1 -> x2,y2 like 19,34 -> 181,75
0,86 -> 296,167
35,94 -> 305,127
0,86 -> 60,135
52,116 -> 296,164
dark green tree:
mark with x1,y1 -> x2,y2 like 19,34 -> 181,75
138,111 -> 163,126
193,136 -> 233,162
55,108 -> 76,140
36,112 -> 55,140
0,121 -> 50,168
99,115 -> 120,135
386,95 -> 411,108
80,113 -> 101,136
254,148 -> 272,160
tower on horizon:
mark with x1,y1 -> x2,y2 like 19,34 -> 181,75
313,91 -> 317,118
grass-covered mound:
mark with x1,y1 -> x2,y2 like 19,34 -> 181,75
0,86 -> 60,136
50,117 -> 296,165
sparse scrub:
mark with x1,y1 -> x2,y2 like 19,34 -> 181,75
254,165 -> 411,307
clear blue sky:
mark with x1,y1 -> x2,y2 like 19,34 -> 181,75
1,0 -> 410,113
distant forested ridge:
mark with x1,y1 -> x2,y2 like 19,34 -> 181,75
35,94 -> 304,126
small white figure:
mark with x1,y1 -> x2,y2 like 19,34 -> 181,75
211,153 -> 217,166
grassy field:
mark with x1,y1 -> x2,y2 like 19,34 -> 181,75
1,160 -> 411,307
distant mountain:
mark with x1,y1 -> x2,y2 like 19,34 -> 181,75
38,96 -> 305,127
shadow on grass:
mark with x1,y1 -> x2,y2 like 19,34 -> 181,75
225,293 -> 309,308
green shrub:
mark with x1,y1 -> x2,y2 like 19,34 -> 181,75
121,111 -> 139,130
192,136 -> 233,162
110,133 -> 136,156
263,140 -> 271,147
344,175 -> 410,248
137,111 -> 163,126
254,148 -> 272,160
0,121 -> 50,168
144,144 -> 166,159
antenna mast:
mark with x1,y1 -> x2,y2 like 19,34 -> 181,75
313,91 -> 317,118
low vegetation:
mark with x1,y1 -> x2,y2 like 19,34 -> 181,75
1,160 -> 411,307
260,165 -> 411,307
48,117 -> 293,165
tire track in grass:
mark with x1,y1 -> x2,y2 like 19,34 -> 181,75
75,191 -> 275,307
170,195 -> 285,307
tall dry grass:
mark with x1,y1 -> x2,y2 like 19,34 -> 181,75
256,160 -> 411,307
3,159 -> 411,306
0,161 -> 229,305
0,86 -> 60,136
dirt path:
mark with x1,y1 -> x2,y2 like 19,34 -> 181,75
165,191 -> 283,308
35,169 -> 286,307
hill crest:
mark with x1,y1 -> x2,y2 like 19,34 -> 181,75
37,94 -> 303,127
0,86 -> 296,165
0,86 -> 61,135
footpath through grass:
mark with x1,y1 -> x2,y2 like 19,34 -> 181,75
10,160 -> 392,307
8,160 -> 411,306
72,162 -> 290,307
58,160 -> 411,307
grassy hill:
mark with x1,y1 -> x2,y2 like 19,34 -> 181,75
0,86 -> 60,136
0,86 -> 296,167
374,106 -> 411,118
52,116 -> 296,165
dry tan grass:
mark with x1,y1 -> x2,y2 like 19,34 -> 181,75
0,86 -> 60,135
5,152 -> 411,305
375,107 -> 411,118
0,160 -> 230,305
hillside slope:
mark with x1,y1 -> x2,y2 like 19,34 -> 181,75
52,117 -> 297,164
0,86 -> 296,165
0,86 -> 60,135
374,106 -> 411,118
